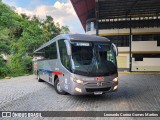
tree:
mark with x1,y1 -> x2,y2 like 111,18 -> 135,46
0,56 -> 9,78
42,16 -> 61,39
0,2 -> 70,78
7,53 -> 25,77
61,26 -> 70,34
0,40 -> 10,54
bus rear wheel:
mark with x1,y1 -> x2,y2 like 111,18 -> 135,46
55,78 -> 66,95
37,72 -> 44,82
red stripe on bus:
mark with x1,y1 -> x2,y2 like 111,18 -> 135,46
52,71 -> 63,76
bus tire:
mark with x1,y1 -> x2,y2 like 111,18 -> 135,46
54,78 -> 66,95
37,72 -> 44,82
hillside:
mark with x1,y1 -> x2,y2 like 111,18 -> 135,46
0,1 -> 70,78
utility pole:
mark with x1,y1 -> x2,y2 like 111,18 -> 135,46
129,17 -> 132,72
95,0 -> 99,36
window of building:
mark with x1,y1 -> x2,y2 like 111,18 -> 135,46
157,40 -> 160,46
86,22 -> 91,32
133,34 -> 160,46
133,54 -> 160,61
154,35 -> 160,46
58,40 -> 70,69
99,18 -> 160,29
133,54 -> 143,61
107,35 -> 129,47
133,34 -> 154,41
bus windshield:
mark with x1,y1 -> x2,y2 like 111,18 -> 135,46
70,41 -> 117,76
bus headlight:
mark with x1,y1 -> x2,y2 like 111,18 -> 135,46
113,77 -> 118,82
71,77 -> 83,84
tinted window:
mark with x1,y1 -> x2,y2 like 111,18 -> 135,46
34,49 -> 45,61
71,42 -> 117,76
58,40 -> 70,69
44,42 -> 57,59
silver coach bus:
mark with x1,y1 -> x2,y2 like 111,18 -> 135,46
33,34 -> 118,95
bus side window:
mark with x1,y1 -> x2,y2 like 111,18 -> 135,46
58,40 -> 70,69
107,50 -> 115,63
45,42 -> 57,59
34,49 -> 45,61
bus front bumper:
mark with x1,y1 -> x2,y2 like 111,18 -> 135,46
69,81 -> 118,95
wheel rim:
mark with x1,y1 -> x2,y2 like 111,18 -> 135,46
57,81 -> 63,92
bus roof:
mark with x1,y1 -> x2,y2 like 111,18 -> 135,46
34,34 -> 110,52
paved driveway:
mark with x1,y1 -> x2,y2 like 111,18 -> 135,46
0,74 -> 160,119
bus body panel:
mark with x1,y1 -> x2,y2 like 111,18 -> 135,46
38,59 -> 59,85
37,58 -> 118,95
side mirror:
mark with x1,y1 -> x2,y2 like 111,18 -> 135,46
64,40 -> 72,56
112,43 -> 118,56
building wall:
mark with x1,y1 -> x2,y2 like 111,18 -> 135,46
86,27 -> 160,71
117,47 -> 130,69
132,58 -> 160,71
132,41 -> 160,71
132,41 -> 160,52
86,27 -> 160,35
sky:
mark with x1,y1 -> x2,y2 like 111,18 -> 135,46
2,0 -> 85,34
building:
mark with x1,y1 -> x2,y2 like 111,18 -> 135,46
71,0 -> 160,71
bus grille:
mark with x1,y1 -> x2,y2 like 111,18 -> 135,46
86,87 -> 111,92
85,82 -> 111,87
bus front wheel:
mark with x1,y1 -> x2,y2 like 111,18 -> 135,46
55,78 -> 66,95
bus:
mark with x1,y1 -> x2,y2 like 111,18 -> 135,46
33,34 -> 118,95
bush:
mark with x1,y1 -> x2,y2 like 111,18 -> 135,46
7,54 -> 33,77
0,56 -> 9,79
21,56 -> 33,74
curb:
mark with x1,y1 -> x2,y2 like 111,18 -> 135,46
4,77 -> 11,79
118,72 -> 160,74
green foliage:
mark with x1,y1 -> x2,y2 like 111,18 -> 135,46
0,56 -> 9,78
0,40 -> 10,54
7,54 -> 25,77
61,26 -> 70,34
0,2 -> 70,78
7,54 -> 33,77
21,56 -> 33,74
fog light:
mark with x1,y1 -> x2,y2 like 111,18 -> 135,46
75,87 -> 82,93
113,85 -> 118,90
113,77 -> 118,82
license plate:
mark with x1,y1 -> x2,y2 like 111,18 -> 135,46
94,92 -> 103,95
